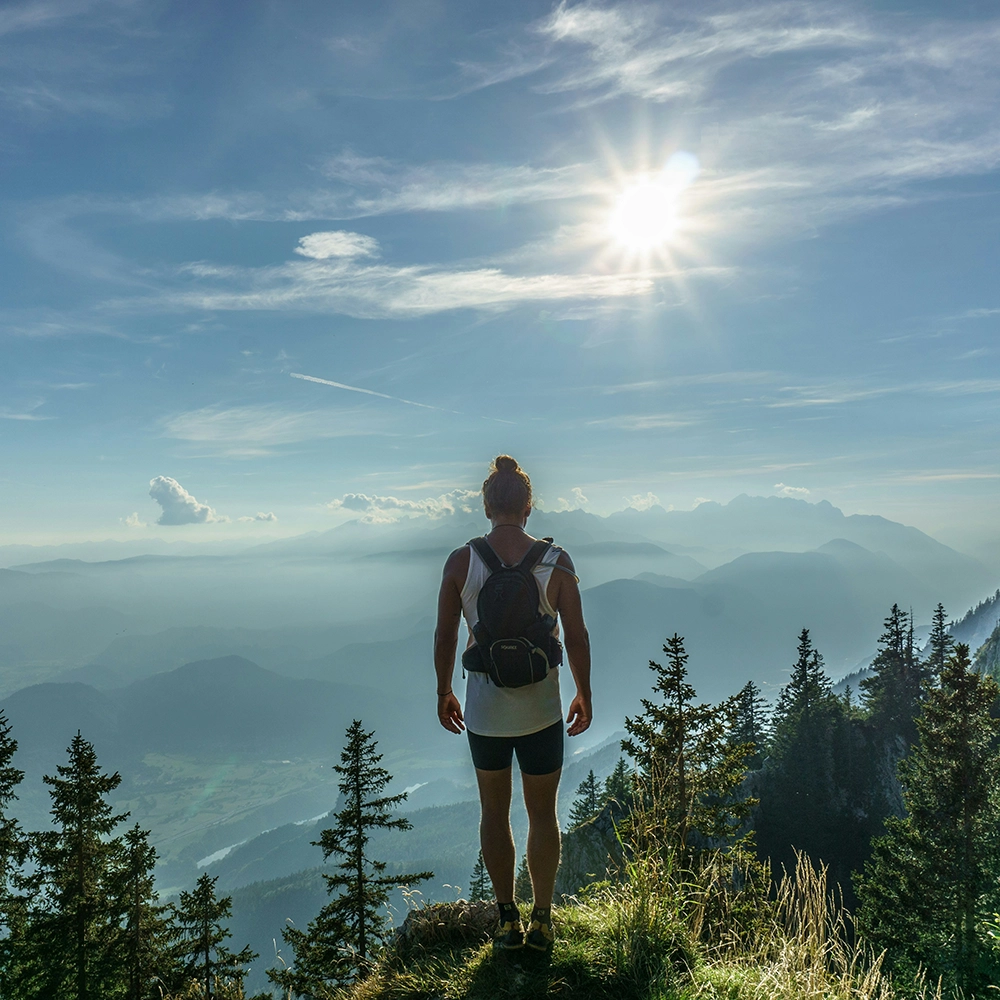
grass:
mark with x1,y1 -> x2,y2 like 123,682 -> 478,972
323,853 -> 937,1000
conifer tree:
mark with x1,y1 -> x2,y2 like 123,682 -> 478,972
622,634 -> 756,866
514,854 -> 532,904
568,769 -> 601,828
730,680 -> 770,769
468,850 -> 490,902
755,630 -> 871,892
603,757 -> 634,807
0,712 -> 29,991
29,732 -> 129,1000
109,824 -> 177,1000
925,602 -> 953,680
173,872 -> 256,1000
855,644 -> 1000,995
861,604 -> 929,749
270,720 -> 431,993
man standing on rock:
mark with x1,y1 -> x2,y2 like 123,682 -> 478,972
433,455 -> 593,955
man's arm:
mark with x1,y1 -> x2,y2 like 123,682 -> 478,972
433,547 -> 467,734
554,550 -> 592,737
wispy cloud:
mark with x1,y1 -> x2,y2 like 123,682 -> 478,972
766,377 -> 1000,408
0,0 -> 170,121
108,158 -> 598,225
586,412 -> 696,430
140,252 -> 656,320
0,397 -> 53,420
161,403 -> 390,456
524,2 -> 1000,236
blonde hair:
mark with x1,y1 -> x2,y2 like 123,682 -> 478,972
482,455 -> 532,518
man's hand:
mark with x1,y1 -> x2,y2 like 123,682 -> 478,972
438,692 -> 465,734
566,692 -> 592,737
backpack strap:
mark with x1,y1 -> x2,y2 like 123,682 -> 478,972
468,536 -> 503,575
516,539 -> 553,575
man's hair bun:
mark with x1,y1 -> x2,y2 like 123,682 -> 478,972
483,455 -> 531,517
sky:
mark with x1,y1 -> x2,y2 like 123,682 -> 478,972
1,0 -> 998,553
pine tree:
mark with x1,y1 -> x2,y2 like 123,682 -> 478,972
755,630 -> 871,893
173,872 -> 256,1000
0,712 -> 30,992
108,824 -> 177,1000
468,851 -> 490,902
855,644 -> 1000,994
568,769 -> 601,828
621,634 -> 757,866
730,680 -> 770,769
925,602 -> 953,680
29,732 -> 129,1000
514,854 -> 532,904
603,757 -> 634,807
861,604 -> 930,749
270,720 -> 431,993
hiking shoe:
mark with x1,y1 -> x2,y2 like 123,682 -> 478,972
525,915 -> 554,953
493,917 -> 524,951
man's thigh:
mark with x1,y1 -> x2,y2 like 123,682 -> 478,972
475,765 -> 513,816
521,768 -> 561,820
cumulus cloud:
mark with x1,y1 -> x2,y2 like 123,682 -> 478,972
624,492 -> 661,511
122,512 -> 146,528
148,476 -> 227,526
327,489 -> 481,522
295,231 -> 380,260
238,511 -> 278,523
542,486 -> 589,512
774,483 -> 811,498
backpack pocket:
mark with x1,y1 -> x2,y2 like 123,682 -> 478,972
487,637 -> 550,688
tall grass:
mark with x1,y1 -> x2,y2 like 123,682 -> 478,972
290,849 -> 941,1000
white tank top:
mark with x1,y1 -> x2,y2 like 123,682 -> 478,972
461,539 -> 564,738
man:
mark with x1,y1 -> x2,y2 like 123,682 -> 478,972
434,455 -> 593,954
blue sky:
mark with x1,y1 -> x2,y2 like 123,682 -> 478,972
2,0 -> 998,551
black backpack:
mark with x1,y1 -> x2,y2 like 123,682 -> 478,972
460,536 -> 563,688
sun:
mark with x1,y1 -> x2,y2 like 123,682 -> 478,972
606,152 -> 700,254
609,179 -> 679,250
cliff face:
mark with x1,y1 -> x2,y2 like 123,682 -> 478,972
555,800 -> 627,897
973,620 -> 1000,680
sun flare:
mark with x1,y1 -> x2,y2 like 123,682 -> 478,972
609,180 -> 679,250
607,152 -> 700,254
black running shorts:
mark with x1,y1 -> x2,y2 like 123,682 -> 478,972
467,720 -> 563,775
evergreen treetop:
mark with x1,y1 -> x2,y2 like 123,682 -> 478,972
622,634 -> 757,865
568,770 -> 602,828
730,680 -> 770,769
269,720 -> 431,995
856,643 -> 1000,995
925,602 -> 953,680
468,851 -> 490,902
861,604 -> 930,748
30,731 -> 130,1000
603,757 -> 634,807
173,872 -> 256,1000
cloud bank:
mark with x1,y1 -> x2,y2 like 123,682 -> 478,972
327,489 -> 481,522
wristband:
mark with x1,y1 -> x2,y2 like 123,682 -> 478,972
437,689 -> 453,698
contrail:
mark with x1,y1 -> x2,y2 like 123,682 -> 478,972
290,371 -> 514,423
290,372 -> 452,412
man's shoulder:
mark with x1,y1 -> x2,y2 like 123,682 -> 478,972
443,545 -> 471,579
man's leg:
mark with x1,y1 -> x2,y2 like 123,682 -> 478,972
521,768 -> 561,908
475,766 -> 515,902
